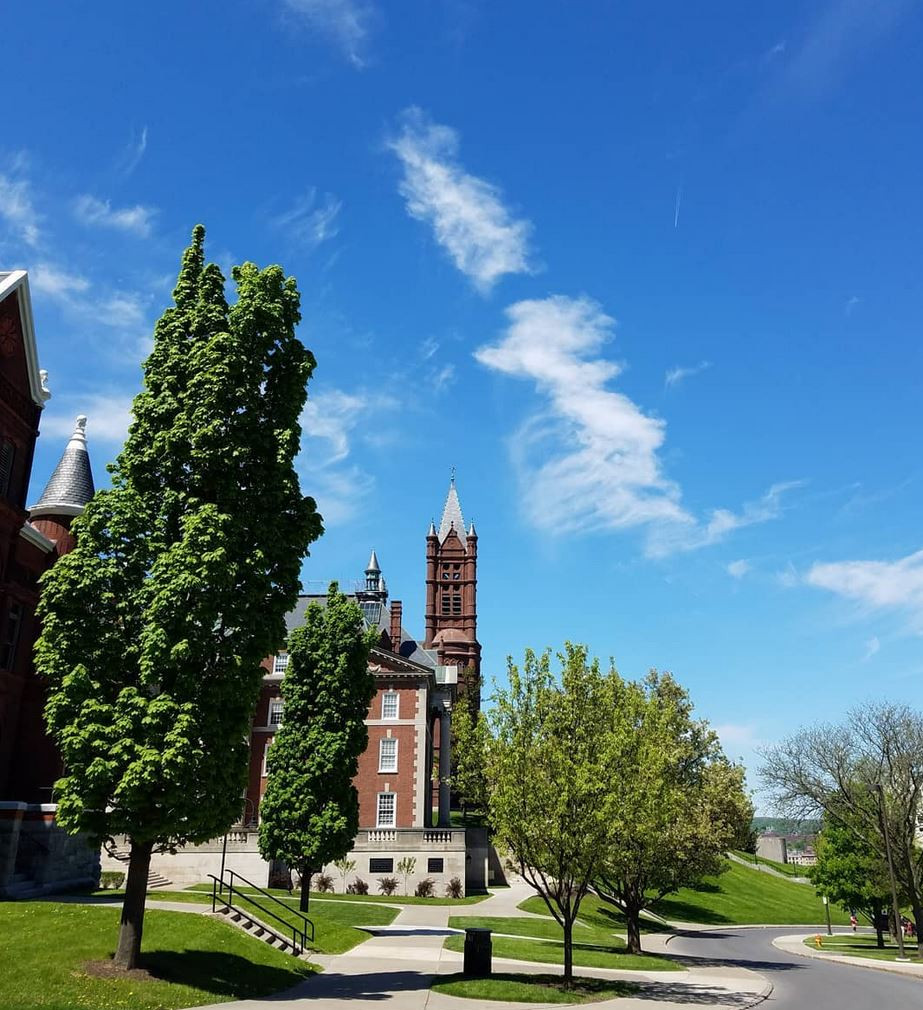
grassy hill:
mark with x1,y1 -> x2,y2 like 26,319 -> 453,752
518,859 -> 849,928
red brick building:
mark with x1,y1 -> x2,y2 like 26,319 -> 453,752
0,270 -> 99,897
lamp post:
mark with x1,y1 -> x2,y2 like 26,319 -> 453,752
873,782 -> 909,961
823,895 -> 832,935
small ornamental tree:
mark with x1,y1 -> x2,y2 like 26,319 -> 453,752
397,856 -> 417,895
594,672 -> 753,954
487,646 -> 611,985
35,227 -> 322,969
809,819 -> 891,947
451,693 -> 490,821
258,583 -> 377,911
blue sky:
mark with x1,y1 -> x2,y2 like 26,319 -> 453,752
4,1 -> 922,806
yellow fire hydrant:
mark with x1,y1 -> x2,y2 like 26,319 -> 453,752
814,935 -> 823,949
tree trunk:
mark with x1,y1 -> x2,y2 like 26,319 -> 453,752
113,838 -> 152,970
299,866 -> 311,912
563,917 -> 573,986
872,903 -> 885,948
909,895 -> 923,958
625,904 -> 643,955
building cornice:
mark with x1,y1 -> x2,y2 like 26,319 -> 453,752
18,521 -> 55,553
0,271 -> 51,408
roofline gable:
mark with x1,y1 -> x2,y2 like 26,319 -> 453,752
0,271 -> 51,408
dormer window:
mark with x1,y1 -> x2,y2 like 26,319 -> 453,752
272,652 -> 289,675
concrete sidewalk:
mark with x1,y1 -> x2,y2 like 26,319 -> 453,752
773,932 -> 923,979
190,881 -> 771,1009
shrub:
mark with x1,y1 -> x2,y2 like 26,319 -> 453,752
415,877 -> 436,898
445,876 -> 464,899
378,876 -> 398,896
347,877 -> 369,895
99,871 -> 125,890
315,873 -> 334,893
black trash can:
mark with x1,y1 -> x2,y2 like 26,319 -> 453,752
463,927 -> 492,976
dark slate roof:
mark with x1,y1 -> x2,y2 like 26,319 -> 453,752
281,591 -> 436,668
30,416 -> 95,516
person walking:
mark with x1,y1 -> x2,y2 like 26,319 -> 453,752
850,912 -> 858,933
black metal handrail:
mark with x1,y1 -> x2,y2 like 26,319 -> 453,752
208,870 -> 314,954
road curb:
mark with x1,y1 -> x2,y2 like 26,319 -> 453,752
772,934 -> 923,981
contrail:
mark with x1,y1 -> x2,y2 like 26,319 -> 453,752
673,182 -> 683,229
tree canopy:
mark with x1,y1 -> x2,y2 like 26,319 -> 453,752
258,583 -> 377,910
36,226 -> 322,967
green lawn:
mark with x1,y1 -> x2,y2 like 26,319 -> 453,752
0,902 -> 317,1010
183,882 -> 489,905
517,862 -> 849,929
448,914 -> 622,945
804,934 -> 923,962
91,888 -> 397,953
432,973 -> 637,1004
650,861 -> 850,925
443,933 -> 682,972
732,850 -> 810,878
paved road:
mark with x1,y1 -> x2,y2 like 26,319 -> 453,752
669,927 -> 921,1008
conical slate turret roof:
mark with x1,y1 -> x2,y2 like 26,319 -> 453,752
30,415 -> 95,518
438,473 -> 466,545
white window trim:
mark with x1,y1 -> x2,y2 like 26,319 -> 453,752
378,737 -> 398,773
272,652 -> 289,676
262,740 -> 272,777
382,691 -> 399,720
376,791 -> 396,828
269,698 -> 284,726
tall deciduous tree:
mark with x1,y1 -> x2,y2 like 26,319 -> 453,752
761,702 -> 923,956
36,227 -> 322,969
487,646 -> 611,985
258,583 -> 377,911
594,672 -> 753,954
450,693 -> 490,820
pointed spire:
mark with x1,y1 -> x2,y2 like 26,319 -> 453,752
427,519 -> 437,538
366,549 -> 381,574
30,415 -> 95,518
468,521 -> 477,538
438,472 -> 466,545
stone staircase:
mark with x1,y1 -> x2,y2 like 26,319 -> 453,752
107,847 -> 173,889
213,904 -> 305,957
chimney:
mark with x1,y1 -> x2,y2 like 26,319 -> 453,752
390,600 -> 403,653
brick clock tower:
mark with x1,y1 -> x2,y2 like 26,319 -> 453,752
424,475 -> 481,705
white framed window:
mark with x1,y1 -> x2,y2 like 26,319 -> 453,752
273,652 -> 289,675
269,698 -> 284,726
376,792 -> 396,827
262,741 -> 272,777
382,691 -> 399,720
379,737 -> 398,772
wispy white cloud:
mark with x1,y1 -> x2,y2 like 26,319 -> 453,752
727,559 -> 751,579
431,363 -> 455,391
389,107 -> 534,293
476,294 -> 797,556
116,126 -> 148,177
271,189 -> 342,250
714,722 -> 759,748
805,548 -> 923,630
29,263 -> 90,299
74,195 -> 156,237
0,170 -> 41,247
97,292 -> 149,331
41,392 -> 135,448
845,295 -> 860,316
298,387 -> 398,523
665,360 -> 711,388
781,0 -> 912,99
420,337 -> 440,361
863,635 -> 880,660
280,0 -> 374,68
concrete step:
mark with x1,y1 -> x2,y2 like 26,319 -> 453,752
215,904 -> 303,957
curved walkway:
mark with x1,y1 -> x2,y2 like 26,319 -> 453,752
190,881 -> 770,1010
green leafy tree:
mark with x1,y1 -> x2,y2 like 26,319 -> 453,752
809,820 -> 891,947
450,694 -> 490,820
487,645 -> 611,985
761,702 -> 923,955
258,584 -> 377,911
595,672 -> 753,954
397,856 -> 417,895
35,227 -> 322,969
